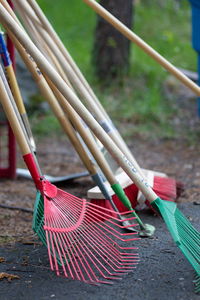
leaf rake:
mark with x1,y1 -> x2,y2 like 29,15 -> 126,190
0,63 -> 139,285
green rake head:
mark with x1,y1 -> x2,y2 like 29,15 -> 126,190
32,191 -> 46,246
32,191 -> 65,266
194,273 -> 200,294
151,197 -> 200,292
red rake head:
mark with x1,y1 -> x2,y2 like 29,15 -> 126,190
43,187 -> 140,285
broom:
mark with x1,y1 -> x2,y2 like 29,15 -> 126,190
0,7 -> 198,287
14,0 -> 182,207
0,60 -> 140,284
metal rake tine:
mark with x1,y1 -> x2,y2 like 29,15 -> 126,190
86,205 -> 139,231
46,199 -> 138,274
73,223 -> 139,270
76,215 -> 140,265
80,221 -> 139,262
46,216 -> 96,282
54,193 -> 139,241
45,202 -> 126,281
85,210 -> 139,241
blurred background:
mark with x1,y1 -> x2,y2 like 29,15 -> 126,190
23,0 -> 198,142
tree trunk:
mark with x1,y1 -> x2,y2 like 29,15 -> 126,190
93,0 -> 133,82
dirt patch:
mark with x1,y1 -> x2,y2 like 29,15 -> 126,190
0,131 -> 200,245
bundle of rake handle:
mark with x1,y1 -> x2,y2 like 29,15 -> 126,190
12,0 -> 184,212
0,2 -> 199,292
0,4 -> 153,237
0,61 -> 140,285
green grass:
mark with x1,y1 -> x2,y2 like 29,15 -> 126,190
34,0 -> 196,139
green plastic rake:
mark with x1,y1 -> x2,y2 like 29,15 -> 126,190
32,191 -> 46,246
0,3 -> 199,289
152,198 -> 200,291
194,273 -> 200,293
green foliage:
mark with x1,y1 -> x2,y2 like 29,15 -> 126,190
31,111 -> 62,137
34,0 -> 195,140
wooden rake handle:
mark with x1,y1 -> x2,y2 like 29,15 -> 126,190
0,3 -> 158,203
15,0 -> 144,177
26,0 -> 105,114
0,65 -> 30,156
6,23 -> 115,183
83,0 -> 200,97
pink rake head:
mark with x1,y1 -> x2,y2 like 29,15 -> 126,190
22,153 -> 139,284
43,187 -> 140,285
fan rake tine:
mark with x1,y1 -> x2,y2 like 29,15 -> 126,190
86,206 -> 139,236
49,225 -> 122,282
46,221 -> 98,282
54,193 -> 139,241
46,204 -> 100,283
45,204 -> 122,282
82,222 -> 139,263
43,193 -> 139,283
73,223 -> 138,272
194,275 -> 200,294
56,195 -> 139,233
77,216 -> 140,267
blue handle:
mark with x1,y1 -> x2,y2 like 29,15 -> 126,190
0,33 -> 11,67
190,3 -> 200,52
197,52 -> 200,116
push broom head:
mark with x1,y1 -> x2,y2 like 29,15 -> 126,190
36,179 -> 140,285
152,197 -> 200,291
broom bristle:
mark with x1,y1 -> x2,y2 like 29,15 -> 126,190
44,188 -> 140,284
152,177 -> 177,201
152,197 -> 200,290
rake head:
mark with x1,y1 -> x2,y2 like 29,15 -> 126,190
194,273 -> 200,294
42,185 -> 140,285
152,197 -> 200,291
32,191 -> 46,246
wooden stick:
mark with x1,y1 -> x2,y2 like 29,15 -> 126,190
6,24 -> 118,187
26,0 -> 107,116
83,0 -> 200,97
15,0 -> 144,177
0,64 -> 30,155
0,3 -> 158,202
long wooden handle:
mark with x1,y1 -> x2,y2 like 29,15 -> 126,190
12,0 -> 134,185
83,0 -> 200,97
0,3 -> 158,203
26,0 -> 106,116
7,30 -> 100,176
46,78 -> 116,185
0,64 -> 30,155
7,24 -> 115,183
15,0 -> 145,178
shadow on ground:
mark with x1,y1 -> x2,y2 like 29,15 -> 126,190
0,203 -> 199,300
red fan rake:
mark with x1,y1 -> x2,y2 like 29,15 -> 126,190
0,60 -> 140,285
44,188 -> 139,284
